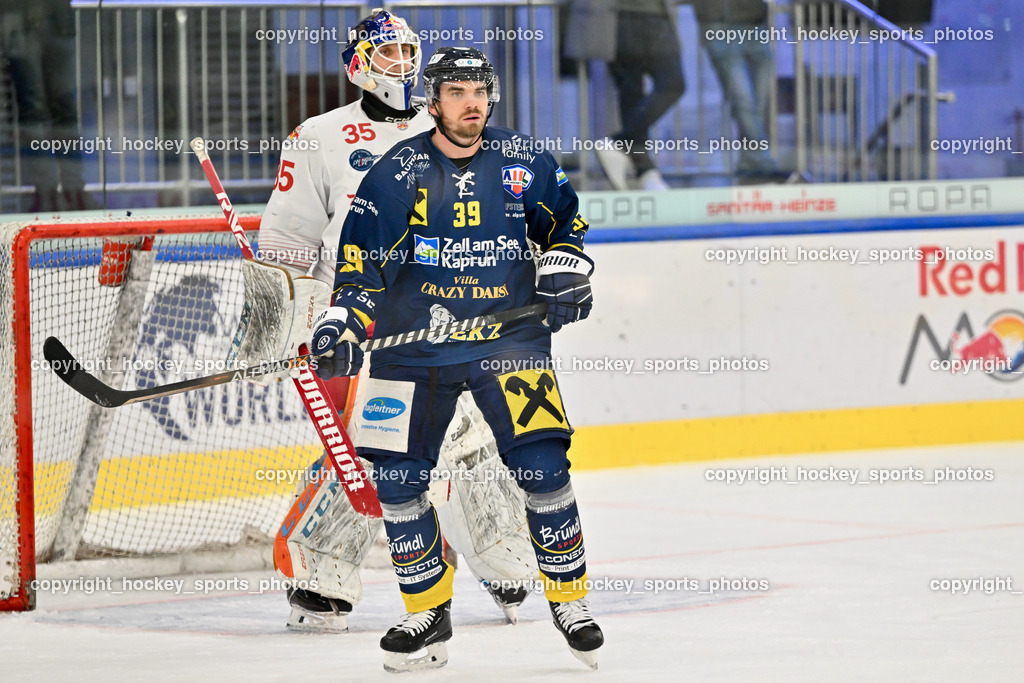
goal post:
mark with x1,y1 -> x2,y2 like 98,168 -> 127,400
0,215 -> 323,611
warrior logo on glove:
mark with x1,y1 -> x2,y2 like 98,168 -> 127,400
535,250 -> 594,333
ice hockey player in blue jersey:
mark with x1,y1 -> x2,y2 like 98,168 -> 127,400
310,46 -> 604,672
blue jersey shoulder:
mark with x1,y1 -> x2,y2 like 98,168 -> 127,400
482,127 -> 564,184
358,130 -> 436,203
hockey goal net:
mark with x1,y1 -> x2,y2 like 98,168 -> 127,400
0,216 -> 324,611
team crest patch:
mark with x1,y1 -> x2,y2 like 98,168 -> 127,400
349,148 -> 380,171
397,120 -> 410,130
287,125 -> 303,140
555,166 -> 568,186
409,187 -> 428,226
502,164 -> 534,199
339,243 -> 363,274
414,235 -> 439,266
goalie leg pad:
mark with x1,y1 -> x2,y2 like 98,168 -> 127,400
274,455 -> 383,605
434,393 -> 537,586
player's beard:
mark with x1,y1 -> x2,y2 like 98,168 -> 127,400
441,108 -> 486,146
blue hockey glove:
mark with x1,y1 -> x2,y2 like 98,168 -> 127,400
312,341 -> 364,379
536,250 -> 595,333
311,305 -> 369,378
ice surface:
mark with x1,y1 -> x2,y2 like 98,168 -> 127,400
4,443 -> 1023,681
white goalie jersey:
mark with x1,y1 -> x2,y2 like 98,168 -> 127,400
258,97 -> 435,283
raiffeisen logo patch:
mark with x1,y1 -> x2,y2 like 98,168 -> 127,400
363,397 -> 407,421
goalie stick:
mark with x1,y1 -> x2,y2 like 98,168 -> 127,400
43,303 -> 546,407
186,137 -> 382,516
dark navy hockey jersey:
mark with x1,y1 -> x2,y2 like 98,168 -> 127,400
332,125 -> 590,368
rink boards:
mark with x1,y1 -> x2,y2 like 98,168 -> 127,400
561,178 -> 1024,468
16,178 -> 1024,521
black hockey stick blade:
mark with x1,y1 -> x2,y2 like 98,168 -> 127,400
44,336 -> 312,408
43,336 -> 113,402
43,303 -> 547,408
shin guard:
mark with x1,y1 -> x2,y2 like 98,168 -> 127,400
525,483 -> 588,602
382,495 -> 454,612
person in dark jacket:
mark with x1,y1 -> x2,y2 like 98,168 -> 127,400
0,0 -> 94,210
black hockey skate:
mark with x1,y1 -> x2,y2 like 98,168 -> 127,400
381,600 -> 453,673
286,587 -> 352,633
550,597 -> 604,670
485,581 -> 529,624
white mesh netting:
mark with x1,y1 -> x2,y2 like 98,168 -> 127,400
0,223 -> 18,603
1,219 -> 325,605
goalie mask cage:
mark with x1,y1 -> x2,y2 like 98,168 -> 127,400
0,216 -> 324,611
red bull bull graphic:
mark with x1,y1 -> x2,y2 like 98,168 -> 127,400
346,53 -> 362,80
900,309 -> 1024,384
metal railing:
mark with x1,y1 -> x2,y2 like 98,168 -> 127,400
787,0 -> 942,182
1,1 -> 571,211
0,0 -> 943,212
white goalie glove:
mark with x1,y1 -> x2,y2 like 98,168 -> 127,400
227,259 -> 330,384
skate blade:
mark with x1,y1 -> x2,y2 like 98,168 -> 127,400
569,647 -> 598,670
286,607 -> 348,634
501,604 -> 519,625
383,642 -> 449,673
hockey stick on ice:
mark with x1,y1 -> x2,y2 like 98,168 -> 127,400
43,303 -> 545,407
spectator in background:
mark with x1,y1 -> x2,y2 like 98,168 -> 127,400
579,0 -> 685,191
0,0 -> 94,211
693,0 -> 785,182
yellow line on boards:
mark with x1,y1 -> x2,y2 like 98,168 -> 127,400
22,398 -> 1024,515
27,444 -> 320,513
569,399 -> 1024,470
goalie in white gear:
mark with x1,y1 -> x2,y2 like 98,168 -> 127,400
251,9 -> 537,633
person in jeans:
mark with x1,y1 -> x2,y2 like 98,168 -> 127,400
694,0 -> 784,180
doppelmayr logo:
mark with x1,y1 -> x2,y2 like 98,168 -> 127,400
362,397 -> 407,421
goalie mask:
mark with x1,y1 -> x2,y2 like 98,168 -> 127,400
423,46 -> 501,148
342,8 -> 421,110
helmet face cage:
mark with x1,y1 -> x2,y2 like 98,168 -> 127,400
423,49 -> 501,106
343,10 -> 421,108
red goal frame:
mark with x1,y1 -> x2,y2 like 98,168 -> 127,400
1,215 -> 260,612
